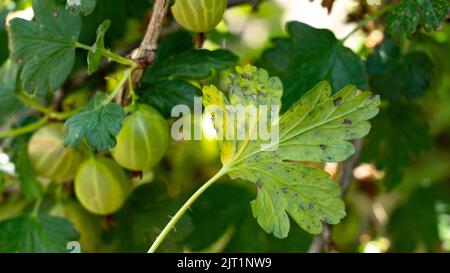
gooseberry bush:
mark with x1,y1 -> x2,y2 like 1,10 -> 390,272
0,0 -> 449,253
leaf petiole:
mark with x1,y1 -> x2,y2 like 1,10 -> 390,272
106,67 -> 135,103
0,116 -> 48,139
31,197 -> 43,218
18,92 -> 76,120
75,42 -> 137,67
147,166 -> 229,253
102,49 -> 138,67
18,92 -> 53,115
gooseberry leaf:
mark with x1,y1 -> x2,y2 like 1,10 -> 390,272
203,65 -> 380,238
0,60 -> 24,124
15,143 -> 44,199
50,200 -> 103,252
153,31 -> 194,62
139,31 -> 237,117
144,49 -> 238,81
187,183 -> 312,252
140,80 -> 201,117
8,0 -> 81,96
386,0 -> 450,40
361,102 -> 432,190
63,93 -> 125,151
388,185 -> 445,252
87,19 -> 110,75
66,0 -> 97,16
0,214 -> 79,252
77,0 -> 128,44
0,8 -> 10,65
366,37 -> 434,100
260,21 -> 368,111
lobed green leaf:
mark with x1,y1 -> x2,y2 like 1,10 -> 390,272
361,102 -> 432,190
8,0 -> 81,96
87,19 -> 110,75
139,31 -> 237,117
187,183 -> 313,252
0,214 -> 79,253
386,0 -> 450,40
63,93 -> 125,151
139,80 -> 201,117
14,143 -> 44,199
0,60 -> 24,124
260,21 -> 368,111
366,37 -> 434,100
144,49 -> 238,81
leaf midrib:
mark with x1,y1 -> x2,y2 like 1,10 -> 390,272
226,95 -> 372,169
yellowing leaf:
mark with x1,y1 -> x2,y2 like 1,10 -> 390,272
203,65 -> 380,238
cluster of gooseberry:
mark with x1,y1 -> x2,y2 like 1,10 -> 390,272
28,104 -> 169,215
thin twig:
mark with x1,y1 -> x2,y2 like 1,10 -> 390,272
308,139 -> 364,253
134,0 -> 170,66
118,0 -> 266,105
340,139 -> 363,197
119,0 -> 170,105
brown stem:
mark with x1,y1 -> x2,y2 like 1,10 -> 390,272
134,0 -> 170,66
308,224 -> 332,253
308,138 -> 364,253
118,0 -> 264,105
119,0 -> 170,105
340,139 -> 363,198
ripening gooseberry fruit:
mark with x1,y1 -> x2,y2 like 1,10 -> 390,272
28,123 -> 82,181
111,104 -> 169,171
75,157 -> 130,215
171,0 -> 227,33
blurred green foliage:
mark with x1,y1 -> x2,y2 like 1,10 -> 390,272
0,0 -> 449,253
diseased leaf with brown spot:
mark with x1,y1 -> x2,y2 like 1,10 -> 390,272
202,65 -> 380,238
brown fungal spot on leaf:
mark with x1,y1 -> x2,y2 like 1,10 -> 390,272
282,187 -> 289,193
333,97 -> 342,106
320,144 -> 326,150
343,119 -> 352,125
